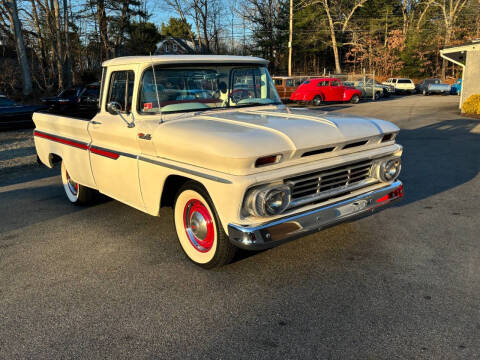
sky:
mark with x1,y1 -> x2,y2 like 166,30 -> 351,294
146,0 -> 250,42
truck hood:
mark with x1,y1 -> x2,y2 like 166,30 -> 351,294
152,107 -> 399,175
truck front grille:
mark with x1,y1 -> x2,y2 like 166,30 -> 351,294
284,160 -> 376,207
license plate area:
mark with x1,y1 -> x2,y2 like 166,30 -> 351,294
336,199 -> 368,217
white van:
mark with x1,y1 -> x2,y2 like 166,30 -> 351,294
383,78 -> 415,94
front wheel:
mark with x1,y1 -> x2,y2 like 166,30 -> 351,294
350,94 -> 360,104
173,181 -> 236,268
374,92 -> 381,100
312,95 -> 323,106
61,161 -> 95,204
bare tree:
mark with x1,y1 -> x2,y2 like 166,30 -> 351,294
53,0 -> 64,88
30,0 -> 48,89
241,0 -> 285,67
298,0 -> 366,74
63,0 -> 72,88
164,0 -> 198,49
96,0 -> 109,60
3,0 -> 32,95
416,0 -> 435,30
164,0 -> 226,54
433,0 -> 468,78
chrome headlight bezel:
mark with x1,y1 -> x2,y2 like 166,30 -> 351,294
244,184 -> 291,217
377,158 -> 402,182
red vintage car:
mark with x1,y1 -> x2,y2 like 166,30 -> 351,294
290,78 -> 362,105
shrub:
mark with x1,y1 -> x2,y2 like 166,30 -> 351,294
462,94 -> 480,115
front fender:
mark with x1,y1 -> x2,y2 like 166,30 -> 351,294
344,89 -> 361,101
304,91 -> 323,101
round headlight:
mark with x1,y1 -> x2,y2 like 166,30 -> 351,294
264,189 -> 290,215
245,184 -> 291,217
379,158 -> 401,182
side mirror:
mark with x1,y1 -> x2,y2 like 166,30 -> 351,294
107,101 -> 122,115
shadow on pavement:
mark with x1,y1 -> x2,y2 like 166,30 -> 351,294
0,164 -> 56,188
394,118 -> 480,207
0,184 -> 84,234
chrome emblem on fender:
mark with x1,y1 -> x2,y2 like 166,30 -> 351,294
138,133 -> 152,140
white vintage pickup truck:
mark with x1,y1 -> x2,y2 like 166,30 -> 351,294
33,55 -> 403,268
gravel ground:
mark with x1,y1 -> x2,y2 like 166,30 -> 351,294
0,129 -> 35,168
0,129 -> 51,186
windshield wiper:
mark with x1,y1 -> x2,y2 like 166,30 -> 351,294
235,101 -> 280,107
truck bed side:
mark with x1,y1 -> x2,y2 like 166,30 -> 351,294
33,112 -> 97,189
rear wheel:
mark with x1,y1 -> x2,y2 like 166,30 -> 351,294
350,94 -> 360,104
374,91 -> 381,100
61,161 -> 95,204
173,181 -> 236,268
312,95 -> 323,106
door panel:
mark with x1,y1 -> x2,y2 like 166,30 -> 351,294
330,81 -> 344,101
317,81 -> 330,101
88,69 -> 144,210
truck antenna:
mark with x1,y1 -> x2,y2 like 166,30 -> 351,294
150,53 -> 163,123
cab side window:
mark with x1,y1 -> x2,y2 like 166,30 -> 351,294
106,70 -> 135,113
286,79 -> 294,87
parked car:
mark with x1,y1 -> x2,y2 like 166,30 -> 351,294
0,95 -> 47,129
416,78 -> 450,95
41,82 -> 100,118
451,78 -> 462,95
33,55 -> 403,268
273,76 -> 310,101
347,79 -> 390,100
382,78 -> 416,94
290,78 -> 362,105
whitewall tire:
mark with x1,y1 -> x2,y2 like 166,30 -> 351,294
61,161 -> 95,204
174,182 -> 236,268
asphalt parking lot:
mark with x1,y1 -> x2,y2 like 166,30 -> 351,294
1,95 -> 479,359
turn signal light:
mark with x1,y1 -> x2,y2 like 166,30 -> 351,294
376,185 -> 404,203
255,155 -> 281,167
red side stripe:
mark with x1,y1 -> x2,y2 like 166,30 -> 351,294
89,147 -> 120,160
34,131 -> 88,150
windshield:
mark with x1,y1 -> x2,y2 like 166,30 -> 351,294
59,88 -> 79,98
138,65 -> 281,114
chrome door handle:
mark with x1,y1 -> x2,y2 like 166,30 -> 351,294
91,120 -> 102,125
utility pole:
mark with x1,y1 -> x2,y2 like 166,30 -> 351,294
288,0 -> 293,76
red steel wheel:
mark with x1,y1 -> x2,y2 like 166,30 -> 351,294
174,182 -> 236,268
183,199 -> 215,253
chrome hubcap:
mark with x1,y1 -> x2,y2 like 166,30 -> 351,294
183,199 -> 214,253
66,171 -> 78,196
190,211 -> 208,240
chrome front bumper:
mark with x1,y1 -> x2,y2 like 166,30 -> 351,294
228,181 -> 403,250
